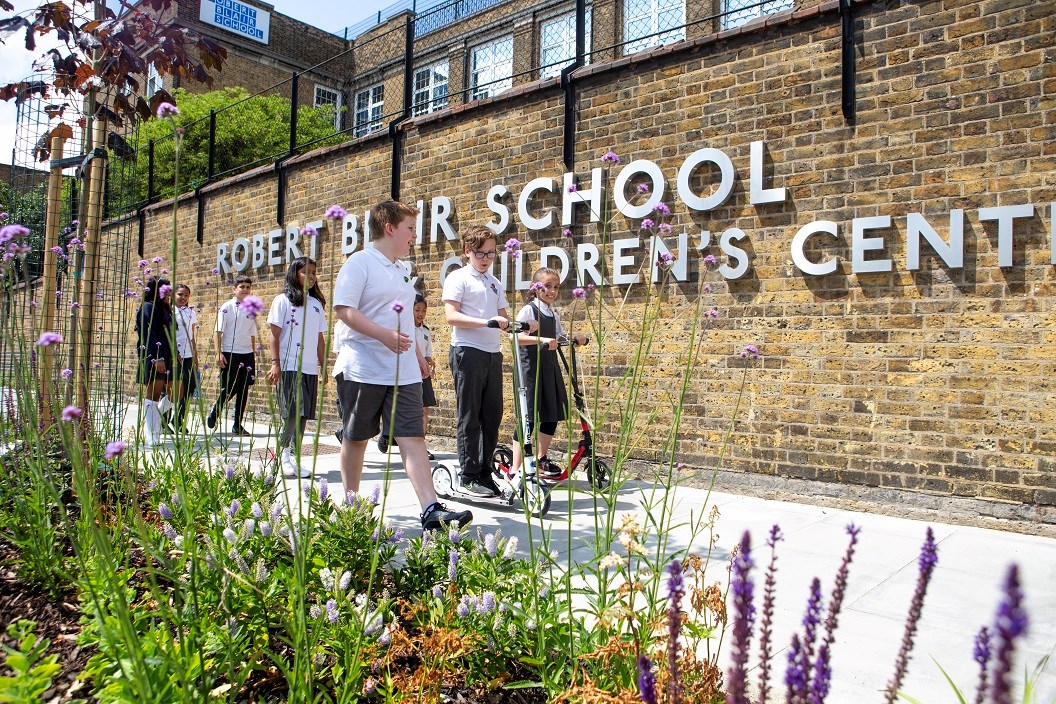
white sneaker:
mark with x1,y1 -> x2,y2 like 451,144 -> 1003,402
281,448 -> 310,478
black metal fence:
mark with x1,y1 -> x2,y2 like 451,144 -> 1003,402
133,0 -> 832,223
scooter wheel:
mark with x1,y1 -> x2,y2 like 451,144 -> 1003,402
492,444 -> 513,473
432,463 -> 454,499
587,457 -> 611,490
519,476 -> 551,518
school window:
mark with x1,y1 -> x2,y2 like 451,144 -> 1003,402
412,60 -> 449,116
622,0 -> 685,55
539,8 -> 592,80
314,85 -> 342,129
721,0 -> 794,29
352,83 -> 384,138
469,35 -> 514,101
146,62 -> 163,97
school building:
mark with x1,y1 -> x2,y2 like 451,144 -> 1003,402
125,0 -> 1056,531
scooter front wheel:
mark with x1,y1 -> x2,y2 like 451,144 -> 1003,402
518,476 -> 551,518
587,457 -> 611,490
432,463 -> 454,499
492,443 -> 513,473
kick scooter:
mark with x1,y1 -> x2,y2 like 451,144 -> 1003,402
431,320 -> 553,518
491,336 -> 610,490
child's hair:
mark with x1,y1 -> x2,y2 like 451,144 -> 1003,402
175,284 -> 191,295
522,267 -> 560,303
369,200 -> 419,241
234,275 -> 252,287
461,225 -> 496,258
414,292 -> 426,306
143,276 -> 172,306
284,256 -> 326,308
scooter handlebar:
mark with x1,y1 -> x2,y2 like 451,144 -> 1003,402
486,319 -> 531,333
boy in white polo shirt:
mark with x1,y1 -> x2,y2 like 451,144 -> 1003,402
208,275 -> 258,435
333,200 -> 471,532
442,225 -> 535,497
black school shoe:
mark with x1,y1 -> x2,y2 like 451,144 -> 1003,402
231,425 -> 252,437
421,502 -> 472,531
461,476 -> 498,497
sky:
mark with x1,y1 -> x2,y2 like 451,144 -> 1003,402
0,0 -> 415,172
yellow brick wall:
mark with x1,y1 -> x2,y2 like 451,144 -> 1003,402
124,0 -> 1056,510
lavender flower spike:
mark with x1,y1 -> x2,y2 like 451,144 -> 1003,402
990,564 -> 1027,704
666,559 -> 685,704
756,525 -> 783,704
972,626 -> 991,704
814,524 -> 861,700
884,527 -> 938,703
637,654 -> 657,704
727,531 -> 755,704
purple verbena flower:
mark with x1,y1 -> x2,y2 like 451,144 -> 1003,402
652,202 -> 670,215
740,344 -> 760,359
640,218 -> 654,230
325,204 -> 347,220
391,300 -> 404,313
504,238 -> 521,255
61,405 -> 81,422
104,441 -> 127,460
36,332 -> 62,347
637,183 -> 650,194
61,368 -> 73,379
572,287 -> 586,299
156,102 -> 179,118
238,295 -> 265,318
601,150 -> 621,164
303,225 -> 318,237
567,183 -> 578,193
562,228 -> 573,238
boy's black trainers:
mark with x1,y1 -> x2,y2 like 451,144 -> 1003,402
421,502 -> 472,531
206,409 -> 217,429
460,476 -> 498,497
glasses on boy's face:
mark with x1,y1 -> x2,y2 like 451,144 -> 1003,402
472,250 -> 497,259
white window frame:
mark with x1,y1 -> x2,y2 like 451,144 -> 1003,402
146,62 -> 163,98
539,8 -> 592,80
412,60 -> 450,116
721,0 -> 794,30
352,83 -> 384,138
313,85 -> 342,129
622,0 -> 685,55
469,35 -> 514,101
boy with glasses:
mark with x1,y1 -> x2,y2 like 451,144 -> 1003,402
442,225 -> 535,497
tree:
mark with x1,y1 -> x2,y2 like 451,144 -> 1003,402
0,0 -> 226,124
132,87 -> 346,202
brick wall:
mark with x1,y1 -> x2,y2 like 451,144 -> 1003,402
125,0 -> 1056,520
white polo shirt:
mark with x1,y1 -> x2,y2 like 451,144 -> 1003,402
333,247 -> 421,386
215,298 -> 257,354
266,293 -> 328,375
441,264 -> 509,353
173,305 -> 198,360
331,320 -> 351,379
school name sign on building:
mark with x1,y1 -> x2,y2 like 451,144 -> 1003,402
200,0 -> 270,44
216,140 -> 1055,289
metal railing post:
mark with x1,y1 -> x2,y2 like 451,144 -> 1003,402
208,109 -> 217,180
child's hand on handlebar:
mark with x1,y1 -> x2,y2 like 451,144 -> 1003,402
572,333 -> 589,346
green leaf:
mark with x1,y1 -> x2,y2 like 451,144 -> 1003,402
503,680 -> 544,690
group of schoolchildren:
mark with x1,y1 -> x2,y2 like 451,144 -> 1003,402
134,200 -> 587,531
